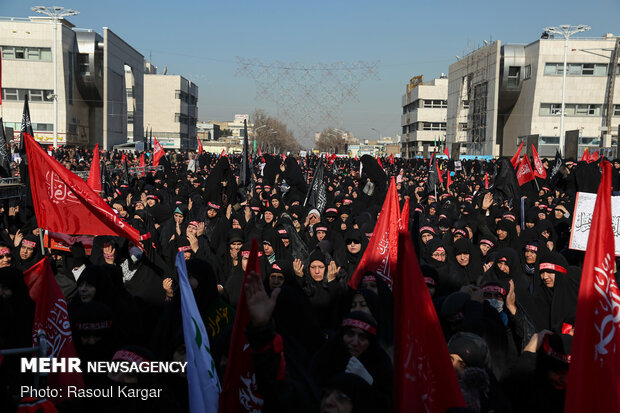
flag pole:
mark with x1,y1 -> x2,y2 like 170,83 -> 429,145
38,229 -> 45,256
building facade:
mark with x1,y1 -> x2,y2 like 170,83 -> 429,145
401,76 -> 448,158
447,34 -> 620,157
0,16 -> 144,149
143,74 -> 198,150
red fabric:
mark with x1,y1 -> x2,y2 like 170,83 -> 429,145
258,148 -> 262,157
516,155 -> 535,186
484,172 -> 489,189
565,161 -> 620,413
121,153 -> 126,165
139,153 -> 145,177
328,153 -> 337,165
589,150 -> 599,163
220,149 -> 227,158
389,154 -> 395,165
580,149 -> 590,162
532,145 -> 547,179
376,155 -> 383,168
511,141 -> 524,169
348,178 -> 400,290
24,133 -> 142,246
436,161 -> 443,185
153,138 -> 164,166
219,239 -> 264,412
400,198 -> 409,232
86,144 -> 102,193
393,231 -> 465,412
24,258 -> 85,402
447,171 -> 452,189
197,138 -> 204,155
282,153 -> 287,162
443,147 -> 450,158
429,152 -> 435,167
354,155 -> 358,161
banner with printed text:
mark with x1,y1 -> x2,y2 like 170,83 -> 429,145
569,192 -> 620,256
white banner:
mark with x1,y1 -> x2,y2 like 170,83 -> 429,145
569,192 -> 620,255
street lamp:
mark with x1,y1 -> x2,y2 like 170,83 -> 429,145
543,24 -> 591,154
32,6 -> 80,149
371,128 -> 381,140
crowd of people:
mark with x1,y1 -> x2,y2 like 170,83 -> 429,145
0,146 -> 616,412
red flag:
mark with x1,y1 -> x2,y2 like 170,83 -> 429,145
139,153 -> 145,177
24,133 -> 143,246
328,153 -> 337,165
258,148 -> 262,157
24,257 -> 85,401
580,149 -> 590,162
516,154 -> 535,186
565,161 -> 620,413
153,137 -> 164,166
443,147 -> 450,158
389,154 -> 395,165
121,153 -> 126,165
484,172 -> 489,189
197,138 -> 204,155
348,178 -> 400,290
394,231 -> 466,412
282,153 -> 287,162
354,155 -> 358,161
589,150 -> 599,163
511,141 -> 524,169
429,152 -> 435,167
220,149 -> 226,158
532,145 -> 547,179
376,155 -> 383,168
399,198 -> 409,232
219,239 -> 264,412
436,161 -> 443,185
86,144 -> 102,193
447,170 -> 452,189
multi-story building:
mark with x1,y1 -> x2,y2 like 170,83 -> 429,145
0,16 -> 144,149
401,75 -> 448,158
143,74 -> 198,150
447,34 -> 620,157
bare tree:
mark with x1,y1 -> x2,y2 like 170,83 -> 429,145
252,109 -> 302,153
315,127 -> 347,153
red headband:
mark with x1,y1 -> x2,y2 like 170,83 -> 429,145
539,262 -> 567,274
361,275 -> 376,283
75,320 -> 113,331
326,208 -> 338,214
419,226 -> 435,234
483,285 -> 507,296
342,318 -> 376,335
208,202 -> 220,210
278,229 -> 288,235
251,207 -> 261,211
22,240 -> 36,248
480,239 -> 494,248
316,226 -> 328,232
189,221 -> 200,228
434,246 -> 446,254
454,229 -> 467,237
424,277 -> 436,287
503,214 -> 516,221
113,349 -> 150,365
526,244 -> 538,252
0,247 -> 10,255
343,199 -> 353,205
241,251 -> 263,258
542,336 -> 571,364
271,264 -> 282,271
178,245 -> 192,252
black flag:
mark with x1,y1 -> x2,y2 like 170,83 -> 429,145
547,150 -> 564,189
427,159 -> 439,193
239,119 -> 252,198
0,118 -> 11,177
304,158 -> 327,214
19,95 -> 34,154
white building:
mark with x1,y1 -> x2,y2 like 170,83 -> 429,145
447,34 -> 620,157
0,16 -> 144,149
401,75 -> 448,158
143,74 -> 198,150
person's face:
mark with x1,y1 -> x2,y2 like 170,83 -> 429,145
232,220 -> 242,229
538,212 -> 547,221
340,213 -> 349,222
351,293 -> 371,315
184,250 -> 192,261
269,272 -> 285,290
80,333 -> 102,346
187,225 -> 197,237
135,202 -> 145,210
263,243 -> 274,256
525,250 -> 537,264
541,270 -> 556,288
78,281 -> 96,303
421,233 -> 433,244
271,199 -> 280,209
147,199 -> 156,207
0,251 -> 12,268
320,389 -> 353,413
346,239 -> 361,254
361,279 -> 378,294
456,253 -> 470,267
497,261 -> 510,274
450,353 -> 466,377
541,230 -> 550,239
264,211 -> 274,223
526,222 -> 535,229
20,245 -> 34,261
479,243 -> 491,256
310,260 -> 325,281
309,214 -> 319,225
174,213 -> 184,224
431,249 -> 446,262
207,208 -> 217,218
229,241 -> 243,257
342,327 -> 370,358
316,230 -> 326,241
496,228 -> 508,240
554,209 -> 564,219
548,368 -> 568,391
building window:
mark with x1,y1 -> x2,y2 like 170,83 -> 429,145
1,88 -> 53,102
459,122 -> 468,131
29,90 -> 44,101
524,65 -> 532,80
33,123 -> 53,132
126,87 -> 134,98
0,46 -> 52,61
471,82 -> 488,144
614,105 -> 620,116
2,88 -> 18,101
462,100 -> 470,109
540,103 -> 601,116
540,103 -> 562,116
175,90 -> 189,103
68,124 -> 77,134
422,122 -> 446,131
544,63 -> 563,75
539,136 -> 560,145
546,62 -> 608,76
507,66 -> 520,87
575,104 -> 600,116
127,112 -> 134,124
423,99 -> 447,108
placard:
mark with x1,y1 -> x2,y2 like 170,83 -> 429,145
569,192 -> 620,255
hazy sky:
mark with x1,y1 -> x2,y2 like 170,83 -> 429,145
2,0 -> 619,147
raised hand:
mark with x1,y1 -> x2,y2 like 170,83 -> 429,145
293,258 -> 304,277
245,270 -> 280,327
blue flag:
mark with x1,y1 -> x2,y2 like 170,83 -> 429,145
176,252 -> 221,412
